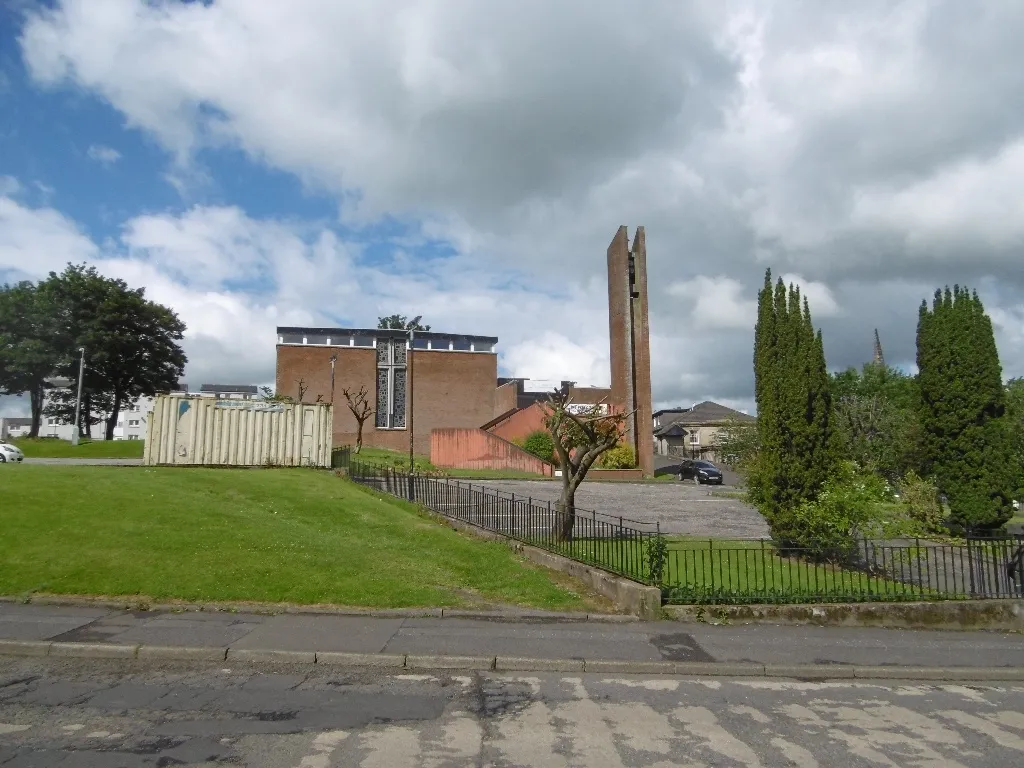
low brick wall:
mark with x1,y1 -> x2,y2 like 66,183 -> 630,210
431,428 -> 553,476
554,468 -> 644,481
665,599 -> 1024,631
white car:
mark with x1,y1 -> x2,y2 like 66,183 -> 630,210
0,442 -> 24,463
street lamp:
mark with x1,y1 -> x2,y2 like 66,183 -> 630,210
70,347 -> 85,446
408,327 -> 415,499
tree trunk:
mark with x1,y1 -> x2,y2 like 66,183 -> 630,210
105,392 -> 122,441
29,384 -> 43,438
554,471 -> 579,542
355,419 -> 364,454
80,393 -> 91,438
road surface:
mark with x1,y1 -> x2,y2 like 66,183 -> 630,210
2,657 -> 1023,766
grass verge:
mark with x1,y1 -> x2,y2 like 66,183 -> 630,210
0,465 -> 591,611
345,445 -> 548,480
9,437 -> 145,459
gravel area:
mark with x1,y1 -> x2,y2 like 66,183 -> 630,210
479,479 -> 770,538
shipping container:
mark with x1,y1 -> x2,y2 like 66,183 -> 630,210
144,396 -> 333,467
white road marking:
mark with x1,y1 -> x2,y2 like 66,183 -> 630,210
0,724 -> 31,735
672,706 -> 763,766
60,724 -> 84,732
771,737 -> 819,767
296,730 -> 348,768
939,710 -> 1024,752
358,725 -> 421,767
599,678 -> 680,691
602,702 -> 678,755
559,679 -> 629,768
420,713 -> 482,767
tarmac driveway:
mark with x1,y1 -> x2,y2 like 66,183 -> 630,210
479,478 -> 769,538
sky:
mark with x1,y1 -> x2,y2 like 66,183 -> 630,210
2,0 -> 1024,419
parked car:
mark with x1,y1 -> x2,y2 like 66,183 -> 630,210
0,442 -> 24,463
678,459 -> 723,485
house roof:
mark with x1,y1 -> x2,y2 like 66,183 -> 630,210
653,407 -> 690,419
1,417 -> 32,427
200,384 -> 259,395
654,423 -> 689,437
669,401 -> 755,426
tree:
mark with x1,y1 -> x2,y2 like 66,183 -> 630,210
0,282 -> 61,437
541,391 -> 632,541
377,314 -> 431,332
916,286 -> 1016,530
1007,378 -> 1024,503
711,417 -> 760,474
43,386 -> 114,438
341,385 -> 374,453
42,265 -> 187,441
752,270 -> 837,545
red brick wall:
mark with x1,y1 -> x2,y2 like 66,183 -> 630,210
494,380 -> 518,419
276,345 -> 497,455
431,428 -> 553,476
488,401 -> 547,442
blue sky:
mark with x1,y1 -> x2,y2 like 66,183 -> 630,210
3,1 -> 1024,419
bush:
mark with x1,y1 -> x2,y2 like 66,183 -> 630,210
599,444 -> 636,469
521,430 -> 555,464
899,471 -> 945,534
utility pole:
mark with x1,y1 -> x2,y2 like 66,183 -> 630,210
70,347 -> 85,446
329,354 -> 337,405
408,328 -> 415,500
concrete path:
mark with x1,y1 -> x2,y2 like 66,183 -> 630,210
2,603 -> 1022,671
2,657 -> 1024,766
21,458 -> 142,466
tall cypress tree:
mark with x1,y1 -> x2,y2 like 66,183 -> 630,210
752,273 -> 837,543
917,285 -> 1015,531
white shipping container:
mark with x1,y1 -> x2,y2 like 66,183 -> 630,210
144,396 -> 333,467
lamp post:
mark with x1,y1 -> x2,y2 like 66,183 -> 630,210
407,328 -> 415,500
329,354 -> 337,405
70,347 -> 85,446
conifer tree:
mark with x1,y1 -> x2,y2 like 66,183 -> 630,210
916,286 -> 1015,531
752,272 -> 837,544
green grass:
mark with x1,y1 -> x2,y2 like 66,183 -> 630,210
344,445 -> 548,480
0,465 -> 590,610
9,437 -> 145,459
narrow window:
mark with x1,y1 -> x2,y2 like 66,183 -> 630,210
375,339 -> 408,429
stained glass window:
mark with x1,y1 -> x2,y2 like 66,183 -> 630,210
393,369 -> 407,428
376,342 -> 389,364
392,339 -> 407,366
375,337 -> 407,429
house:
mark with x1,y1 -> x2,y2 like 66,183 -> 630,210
0,417 -> 32,440
653,401 -> 755,461
199,384 -> 259,400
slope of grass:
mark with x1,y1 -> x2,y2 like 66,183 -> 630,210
9,437 -> 145,459
0,466 -> 588,610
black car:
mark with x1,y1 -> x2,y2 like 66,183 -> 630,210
678,459 -> 723,485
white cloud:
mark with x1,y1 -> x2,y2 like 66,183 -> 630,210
86,144 -> 121,165
0,176 -> 20,197
778,273 -> 841,317
0,195 -> 97,280
14,1 -> 1024,409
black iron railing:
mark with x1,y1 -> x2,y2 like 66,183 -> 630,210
347,458 -> 662,584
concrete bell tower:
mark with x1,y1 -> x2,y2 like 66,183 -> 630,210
607,226 -> 654,477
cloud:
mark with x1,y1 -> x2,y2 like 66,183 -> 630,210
13,0 -> 1024,414
0,176 -> 20,197
0,194 -> 97,280
86,144 -> 121,165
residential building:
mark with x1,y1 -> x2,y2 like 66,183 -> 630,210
653,401 -> 755,461
0,417 -> 32,440
198,384 -> 259,400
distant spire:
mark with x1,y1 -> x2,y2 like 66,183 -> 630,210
872,329 -> 886,367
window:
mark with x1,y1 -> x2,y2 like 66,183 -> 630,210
117,421 -> 123,428
128,435 -> 140,440
375,339 -> 407,429
130,405 -> 140,413
128,420 -> 140,427
689,431 -> 700,446
47,418 -> 56,426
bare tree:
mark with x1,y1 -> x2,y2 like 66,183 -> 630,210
295,378 -> 308,403
541,390 -> 633,541
342,385 -> 375,454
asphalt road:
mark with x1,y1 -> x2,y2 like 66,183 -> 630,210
2,657 -> 1023,766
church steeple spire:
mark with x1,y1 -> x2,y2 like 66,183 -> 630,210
872,329 -> 885,367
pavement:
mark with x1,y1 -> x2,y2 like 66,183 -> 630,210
2,657 -> 1024,766
2,602 -> 1023,675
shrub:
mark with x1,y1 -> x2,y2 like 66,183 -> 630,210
599,444 -> 636,469
899,471 -> 945,534
521,430 -> 555,464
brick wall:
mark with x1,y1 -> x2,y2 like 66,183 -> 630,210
487,401 -> 547,442
431,428 -> 553,476
494,380 -> 519,420
276,344 -> 497,455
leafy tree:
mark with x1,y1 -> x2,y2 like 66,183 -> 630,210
259,385 -> 294,404
43,386 -> 114,438
542,392 -> 631,541
916,286 -> 1015,530
1007,378 -> 1024,503
42,265 -> 187,441
711,417 -> 759,474
521,429 -> 555,464
0,282 -> 61,437
377,314 -> 431,331
752,270 -> 837,546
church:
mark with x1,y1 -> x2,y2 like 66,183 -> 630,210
275,226 -> 655,475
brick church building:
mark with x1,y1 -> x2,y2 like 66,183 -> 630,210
275,225 -> 654,475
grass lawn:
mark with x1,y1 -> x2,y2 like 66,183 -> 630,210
0,465 -> 592,611
345,445 -> 549,480
10,437 -> 145,459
